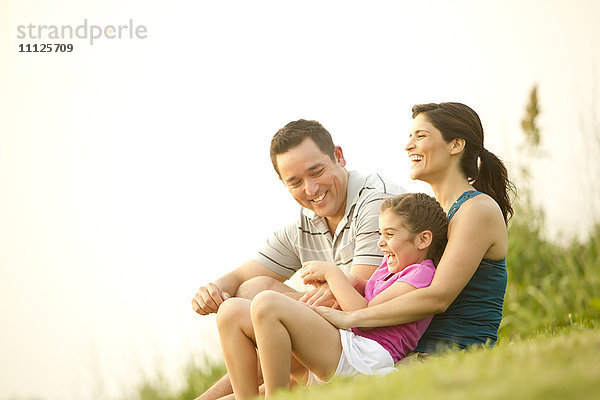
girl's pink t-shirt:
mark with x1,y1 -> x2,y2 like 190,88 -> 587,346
351,259 -> 436,362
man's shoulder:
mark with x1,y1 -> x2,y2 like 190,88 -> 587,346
355,172 -> 404,201
347,172 -> 403,222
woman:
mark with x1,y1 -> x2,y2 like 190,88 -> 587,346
314,102 -> 515,352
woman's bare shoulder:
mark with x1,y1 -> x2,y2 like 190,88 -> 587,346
449,192 -> 508,259
452,192 -> 505,226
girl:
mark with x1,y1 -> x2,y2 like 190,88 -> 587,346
216,193 -> 448,399
314,102 -> 515,353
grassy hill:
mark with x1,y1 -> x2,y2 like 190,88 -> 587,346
272,323 -> 600,400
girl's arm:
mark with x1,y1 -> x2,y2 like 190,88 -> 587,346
301,261 -> 369,311
298,264 -> 374,307
301,262 -> 426,311
313,199 -> 506,329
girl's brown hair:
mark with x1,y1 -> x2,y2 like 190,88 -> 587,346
381,193 -> 448,265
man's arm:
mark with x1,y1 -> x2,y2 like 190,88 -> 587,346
191,260 -> 287,315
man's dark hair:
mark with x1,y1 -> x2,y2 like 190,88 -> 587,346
270,119 -> 335,176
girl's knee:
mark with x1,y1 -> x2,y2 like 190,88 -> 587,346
250,290 -> 287,323
216,298 -> 249,330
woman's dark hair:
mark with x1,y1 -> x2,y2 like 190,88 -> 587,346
381,193 -> 448,266
412,102 -> 515,223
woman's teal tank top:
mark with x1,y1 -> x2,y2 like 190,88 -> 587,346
415,190 -> 507,352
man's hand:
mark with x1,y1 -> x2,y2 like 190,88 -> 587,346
298,283 -> 339,308
191,283 -> 231,315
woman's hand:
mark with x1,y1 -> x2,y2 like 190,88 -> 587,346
300,261 -> 338,285
310,305 -> 354,329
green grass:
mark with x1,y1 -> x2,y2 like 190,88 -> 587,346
271,323 -> 600,400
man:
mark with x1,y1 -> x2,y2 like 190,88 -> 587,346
191,119 -> 401,399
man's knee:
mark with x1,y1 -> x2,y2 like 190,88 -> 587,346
236,276 -> 287,299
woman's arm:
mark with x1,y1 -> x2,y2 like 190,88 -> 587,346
314,199 -> 505,329
367,281 -> 418,307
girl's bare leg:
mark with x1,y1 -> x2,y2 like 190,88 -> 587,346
250,291 -> 343,398
216,298 -> 260,400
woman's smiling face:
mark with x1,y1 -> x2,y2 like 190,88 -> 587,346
405,114 -> 454,182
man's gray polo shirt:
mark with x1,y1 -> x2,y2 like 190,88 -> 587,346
254,171 -> 403,278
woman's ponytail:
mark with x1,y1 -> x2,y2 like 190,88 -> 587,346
473,148 -> 515,223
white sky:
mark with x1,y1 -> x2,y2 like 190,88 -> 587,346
1,1 -> 599,399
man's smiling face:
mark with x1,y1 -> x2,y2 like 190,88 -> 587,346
276,138 -> 349,228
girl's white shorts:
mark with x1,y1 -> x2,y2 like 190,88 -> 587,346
305,328 -> 396,386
